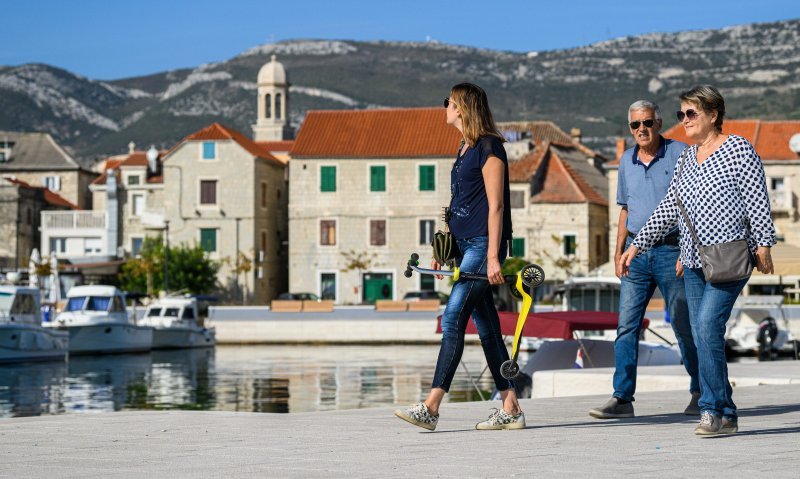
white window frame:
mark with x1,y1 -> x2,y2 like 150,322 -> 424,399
50,237 -> 67,255
318,217 -> 339,249
130,236 -> 144,257
131,192 -> 146,217
200,141 -> 217,161
126,174 -> 142,187
42,175 -> 61,191
197,176 -> 220,209
317,269 -> 339,303
418,218 -> 436,246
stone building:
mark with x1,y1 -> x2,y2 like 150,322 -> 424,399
288,107 -> 461,304
0,131 -> 96,209
0,177 -> 78,270
508,141 -> 609,284
160,122 -> 288,303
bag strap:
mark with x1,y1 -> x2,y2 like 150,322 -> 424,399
674,149 -> 703,247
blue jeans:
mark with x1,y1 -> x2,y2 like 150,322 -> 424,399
432,236 -> 512,392
613,238 -> 699,401
683,267 -> 748,420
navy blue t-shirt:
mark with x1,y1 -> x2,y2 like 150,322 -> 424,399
449,136 -> 513,243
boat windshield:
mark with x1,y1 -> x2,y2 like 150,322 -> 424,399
164,308 -> 180,317
0,292 -> 13,312
66,296 -> 112,312
147,307 -> 162,317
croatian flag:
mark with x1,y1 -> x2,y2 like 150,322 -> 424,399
573,348 -> 584,369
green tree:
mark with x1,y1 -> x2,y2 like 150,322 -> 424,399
119,237 -> 219,295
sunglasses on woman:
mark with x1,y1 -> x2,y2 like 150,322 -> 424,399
676,109 -> 700,121
629,119 -> 656,130
443,97 -> 457,108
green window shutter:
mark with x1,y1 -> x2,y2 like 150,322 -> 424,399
564,235 -> 576,255
419,165 -> 435,191
200,229 -> 217,252
321,166 -> 336,192
512,238 -> 526,258
370,166 -> 386,192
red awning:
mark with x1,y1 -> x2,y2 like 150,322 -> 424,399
436,311 -> 648,340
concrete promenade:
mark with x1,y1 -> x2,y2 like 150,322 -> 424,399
2,383 -> 798,477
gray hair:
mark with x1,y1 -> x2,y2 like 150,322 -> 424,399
627,100 -> 662,122
679,85 -> 725,133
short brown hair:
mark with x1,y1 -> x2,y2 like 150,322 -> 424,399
679,85 -> 725,133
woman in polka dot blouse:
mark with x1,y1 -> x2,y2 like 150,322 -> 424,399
619,85 -> 776,436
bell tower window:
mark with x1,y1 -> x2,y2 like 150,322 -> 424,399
265,94 -> 272,119
275,93 -> 282,120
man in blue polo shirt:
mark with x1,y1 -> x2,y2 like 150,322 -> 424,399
589,100 -> 700,419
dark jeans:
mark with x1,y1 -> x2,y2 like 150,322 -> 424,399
613,238 -> 700,402
683,267 -> 748,420
431,236 -> 512,392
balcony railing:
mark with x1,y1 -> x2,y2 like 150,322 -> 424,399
43,211 -> 106,229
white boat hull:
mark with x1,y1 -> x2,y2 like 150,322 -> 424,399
0,324 -> 69,363
152,327 -> 215,349
65,324 -> 153,354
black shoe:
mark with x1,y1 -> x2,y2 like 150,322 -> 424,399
588,397 -> 634,419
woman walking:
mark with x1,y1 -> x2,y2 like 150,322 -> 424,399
620,85 -> 776,436
394,83 -> 524,431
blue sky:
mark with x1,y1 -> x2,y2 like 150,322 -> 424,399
3,1 -> 797,80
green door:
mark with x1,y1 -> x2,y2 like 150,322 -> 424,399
363,273 -> 393,304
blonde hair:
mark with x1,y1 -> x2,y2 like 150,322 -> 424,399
450,83 -> 505,147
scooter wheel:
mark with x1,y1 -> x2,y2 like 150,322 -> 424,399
500,360 -> 519,379
509,282 -> 523,300
521,264 -> 545,288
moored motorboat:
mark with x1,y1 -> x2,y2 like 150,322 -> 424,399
140,296 -> 215,349
0,286 -> 68,363
49,285 -> 152,355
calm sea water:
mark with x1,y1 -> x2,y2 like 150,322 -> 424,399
0,345 -> 500,418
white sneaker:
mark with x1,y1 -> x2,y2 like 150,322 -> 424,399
476,408 -> 526,430
394,403 -> 438,431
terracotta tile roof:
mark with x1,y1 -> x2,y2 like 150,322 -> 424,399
179,122 -> 284,166
257,140 -> 295,152
510,142 -> 608,206
498,121 -> 575,144
290,108 -> 462,158
91,152 -> 165,185
663,119 -> 800,161
3,177 -> 80,210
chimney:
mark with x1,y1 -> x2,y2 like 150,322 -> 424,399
128,141 -> 135,154
616,137 -> 626,161
570,128 -> 582,143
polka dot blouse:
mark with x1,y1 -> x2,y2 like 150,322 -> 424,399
632,134 -> 776,268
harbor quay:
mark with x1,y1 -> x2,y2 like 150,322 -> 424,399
1,382 -> 798,478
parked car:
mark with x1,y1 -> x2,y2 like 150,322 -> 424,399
402,290 -> 449,304
277,292 -> 320,301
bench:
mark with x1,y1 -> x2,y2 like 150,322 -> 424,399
270,300 -> 303,312
375,300 -> 408,312
302,300 -> 334,312
407,299 -> 441,312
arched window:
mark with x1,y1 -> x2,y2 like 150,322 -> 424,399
265,94 -> 272,118
275,93 -> 282,120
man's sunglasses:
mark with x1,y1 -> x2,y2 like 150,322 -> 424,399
443,97 -> 457,108
676,109 -> 700,121
629,119 -> 656,130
